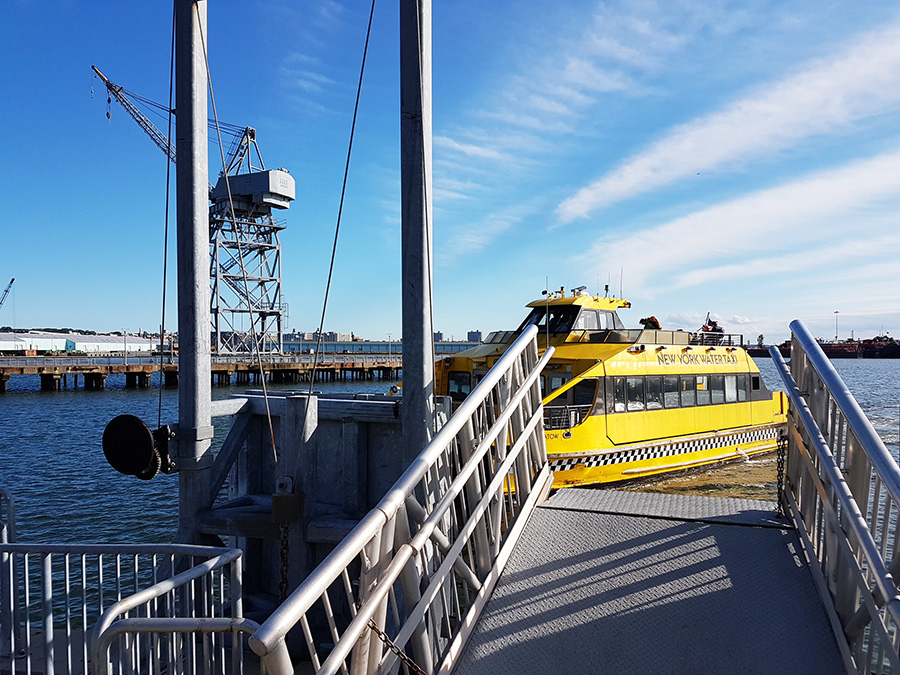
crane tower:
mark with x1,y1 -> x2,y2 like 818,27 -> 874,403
209,128 -> 294,354
92,66 -> 294,354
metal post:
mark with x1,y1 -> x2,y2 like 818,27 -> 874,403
400,0 -> 435,464
175,0 -> 213,543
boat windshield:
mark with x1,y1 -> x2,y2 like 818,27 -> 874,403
515,306 -> 580,335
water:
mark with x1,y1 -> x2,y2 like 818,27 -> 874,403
1,361 -> 898,542
0,372 -> 398,544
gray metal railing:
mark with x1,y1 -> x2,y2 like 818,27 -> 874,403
0,488 -> 15,663
0,541 -> 242,675
771,319 -> 900,674
248,325 -> 554,674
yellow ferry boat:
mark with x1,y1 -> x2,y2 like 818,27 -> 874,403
435,287 -> 787,488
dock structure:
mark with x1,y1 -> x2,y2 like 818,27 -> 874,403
0,354 -> 401,392
456,489 -> 845,674
4,322 -> 900,674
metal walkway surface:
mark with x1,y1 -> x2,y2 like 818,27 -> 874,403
455,488 -> 846,675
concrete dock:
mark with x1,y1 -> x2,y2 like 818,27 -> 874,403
456,489 -> 845,674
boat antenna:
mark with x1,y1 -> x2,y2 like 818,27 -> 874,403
543,276 -> 550,347
620,267 -> 623,300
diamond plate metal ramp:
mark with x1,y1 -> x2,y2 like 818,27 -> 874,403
454,489 -> 845,675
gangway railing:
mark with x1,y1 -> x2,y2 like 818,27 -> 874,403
0,538 -> 243,675
249,325 -> 553,674
771,319 -> 900,674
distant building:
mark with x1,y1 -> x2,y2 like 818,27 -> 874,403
467,330 -> 482,343
433,331 -> 444,342
67,334 -> 154,353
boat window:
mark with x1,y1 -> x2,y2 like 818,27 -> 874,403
613,377 -> 626,413
737,374 -> 748,402
515,305 -> 580,335
447,371 -> 471,403
573,379 -> 598,406
725,375 -> 738,403
626,377 -> 645,411
751,375 -> 761,390
573,309 -> 600,331
540,375 -> 546,395
710,375 -> 725,404
664,376 -> 680,408
695,375 -> 710,405
680,376 -> 696,407
646,376 -> 663,410
591,379 -> 606,415
550,375 -> 567,392
601,311 -> 625,330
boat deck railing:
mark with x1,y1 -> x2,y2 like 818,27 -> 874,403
543,403 -> 591,430
771,319 -> 900,674
247,325 -> 553,674
0,541 -> 244,675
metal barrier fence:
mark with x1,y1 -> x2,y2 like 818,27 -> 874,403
248,325 -> 554,674
0,542 -> 242,675
771,320 -> 900,674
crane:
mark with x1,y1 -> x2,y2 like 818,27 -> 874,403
0,278 -> 14,311
92,66 -> 296,355
92,66 -> 176,164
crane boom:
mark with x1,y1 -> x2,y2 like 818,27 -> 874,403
92,65 -> 176,164
0,278 -> 14,310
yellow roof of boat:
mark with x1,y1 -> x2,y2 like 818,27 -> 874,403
525,293 -> 631,310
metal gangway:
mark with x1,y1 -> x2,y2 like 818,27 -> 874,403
2,320 -> 900,673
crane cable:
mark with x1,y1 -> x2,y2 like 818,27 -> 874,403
196,3 -> 280,464
157,2 -> 176,428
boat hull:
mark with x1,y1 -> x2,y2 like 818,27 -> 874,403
548,423 -> 784,488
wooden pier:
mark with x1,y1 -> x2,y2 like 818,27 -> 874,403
0,354 -> 401,392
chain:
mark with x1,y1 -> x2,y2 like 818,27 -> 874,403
367,619 -> 427,675
279,523 -> 290,602
775,433 -> 787,518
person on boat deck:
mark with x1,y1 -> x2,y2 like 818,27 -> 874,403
639,316 -> 661,329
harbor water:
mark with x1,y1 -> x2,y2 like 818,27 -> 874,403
1,360 -> 898,544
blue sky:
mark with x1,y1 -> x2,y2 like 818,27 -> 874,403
2,1 -> 899,345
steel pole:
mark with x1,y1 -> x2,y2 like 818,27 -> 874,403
400,0 -> 435,464
175,0 -> 213,543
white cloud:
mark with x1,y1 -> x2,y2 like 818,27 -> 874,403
434,135 -> 506,161
574,149 -> 900,294
558,21 -> 900,221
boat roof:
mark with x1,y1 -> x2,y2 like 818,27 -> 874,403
525,294 -> 631,311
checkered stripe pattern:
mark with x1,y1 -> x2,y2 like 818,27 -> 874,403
549,427 -> 774,472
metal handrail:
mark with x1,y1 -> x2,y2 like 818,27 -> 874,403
787,320 -> 900,504
90,547 -> 243,666
770,319 -> 900,673
0,542 -> 242,675
248,324 -> 553,674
